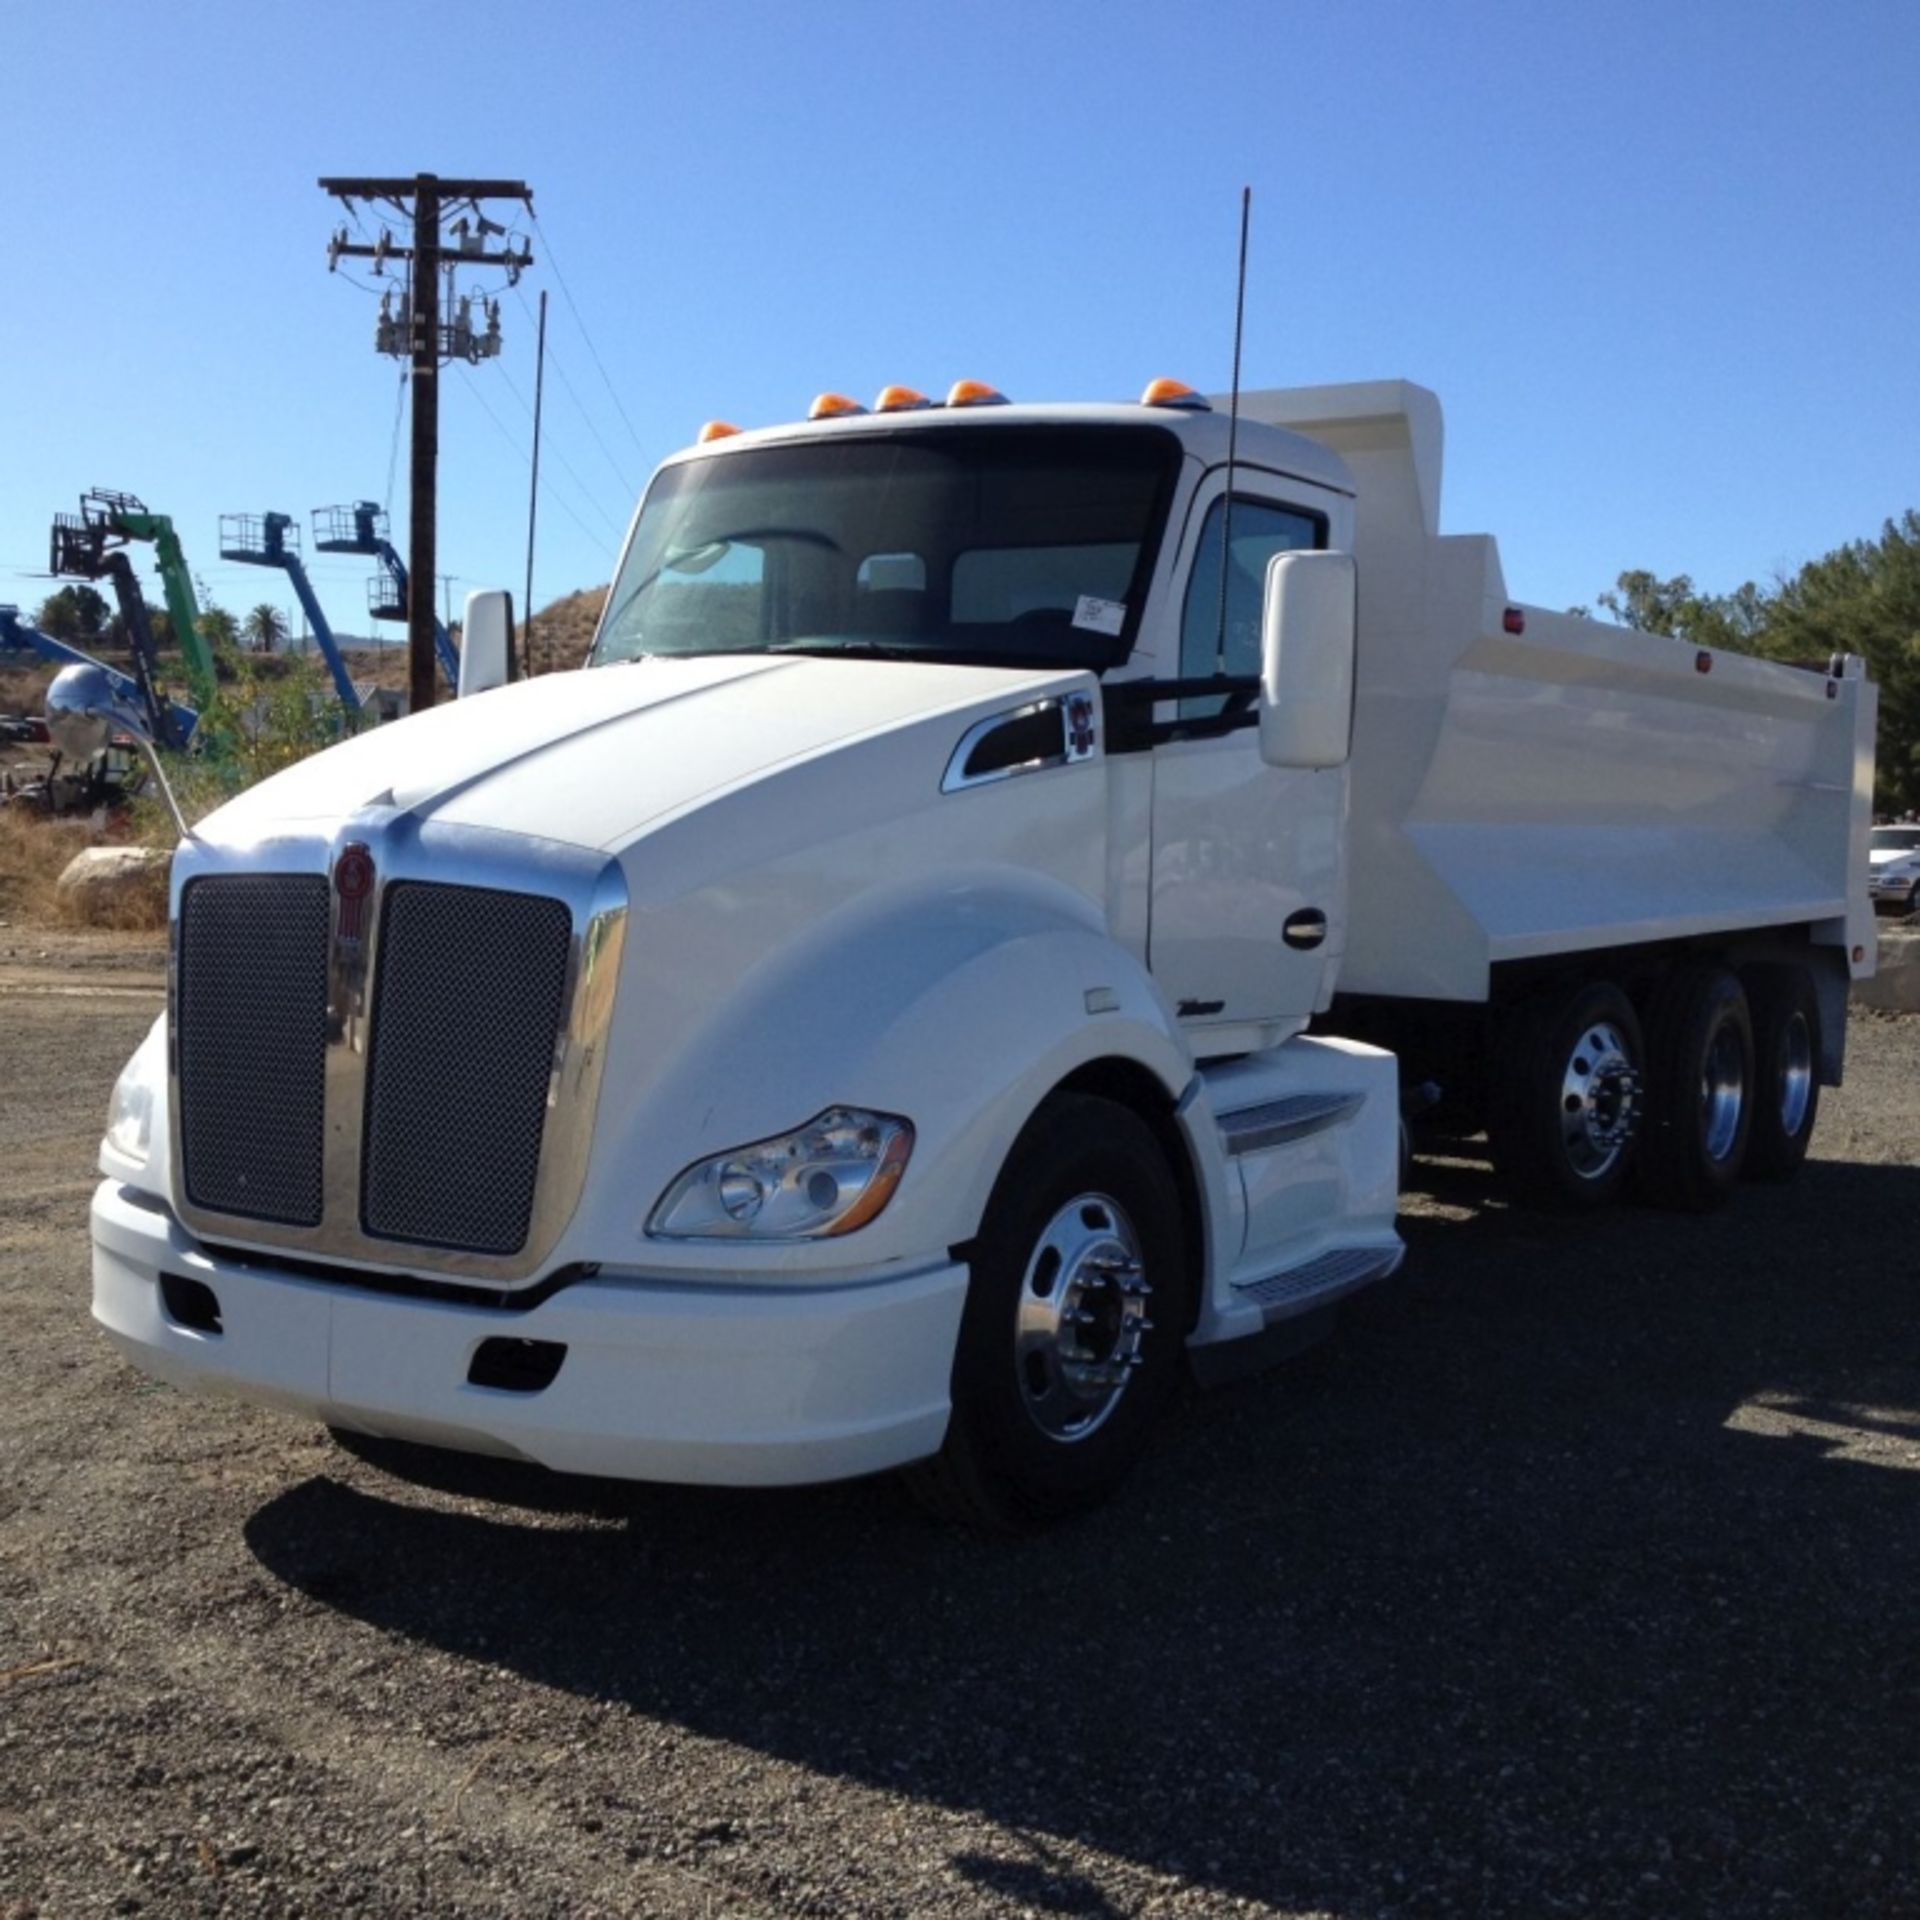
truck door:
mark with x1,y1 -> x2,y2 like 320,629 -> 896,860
1148,486 -> 1345,1035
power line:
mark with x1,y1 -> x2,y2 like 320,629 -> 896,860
456,365 -> 618,565
494,363 -> 628,541
528,210 -> 649,462
512,284 -> 637,498
383,366 -> 409,517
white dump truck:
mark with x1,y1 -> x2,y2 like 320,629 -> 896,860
64,377 -> 1877,1526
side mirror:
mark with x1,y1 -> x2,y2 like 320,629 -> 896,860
458,589 -> 516,697
1259,551 -> 1356,770
45,661 -> 196,841
46,661 -> 130,761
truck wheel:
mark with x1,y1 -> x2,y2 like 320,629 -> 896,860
1742,965 -> 1820,1183
1636,965 -> 1754,1210
906,1092 -> 1189,1531
1489,980 -> 1644,1208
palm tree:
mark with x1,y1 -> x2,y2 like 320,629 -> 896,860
242,603 -> 289,654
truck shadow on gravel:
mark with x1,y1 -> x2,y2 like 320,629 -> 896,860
243,1153 -> 1920,1916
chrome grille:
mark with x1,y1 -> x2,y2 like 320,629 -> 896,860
176,875 -> 331,1226
359,881 -> 573,1255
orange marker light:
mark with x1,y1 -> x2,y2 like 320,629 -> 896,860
809,392 -> 867,420
947,379 -> 1008,408
874,385 -> 931,413
697,420 -> 741,443
1140,377 -> 1210,411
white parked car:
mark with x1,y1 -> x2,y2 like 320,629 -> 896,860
1868,825 -> 1920,913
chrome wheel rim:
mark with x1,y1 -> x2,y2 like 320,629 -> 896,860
1777,1010 -> 1813,1139
1015,1192 -> 1152,1443
1702,1023 -> 1747,1162
1559,1020 -> 1642,1179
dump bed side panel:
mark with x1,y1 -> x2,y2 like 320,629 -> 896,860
1237,383 -> 1876,1004
1344,569 -> 1875,1001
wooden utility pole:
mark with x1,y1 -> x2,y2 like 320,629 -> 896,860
319,173 -> 532,712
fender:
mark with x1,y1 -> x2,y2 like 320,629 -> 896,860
574,866 -> 1197,1280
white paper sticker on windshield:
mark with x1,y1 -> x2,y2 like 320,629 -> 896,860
1072,595 -> 1126,636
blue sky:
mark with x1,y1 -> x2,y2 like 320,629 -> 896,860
2,0 -> 1914,642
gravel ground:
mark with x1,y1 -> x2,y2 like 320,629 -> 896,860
3,943 -> 1917,1919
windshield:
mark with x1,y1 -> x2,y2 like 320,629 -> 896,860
591,425 -> 1179,672
1873,827 -> 1920,851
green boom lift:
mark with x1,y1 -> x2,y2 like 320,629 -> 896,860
77,490 -> 219,713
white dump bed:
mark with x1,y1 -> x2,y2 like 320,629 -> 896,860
1237,383 -> 1879,1003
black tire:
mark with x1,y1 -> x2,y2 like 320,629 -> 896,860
905,1092 -> 1190,1531
1636,965 -> 1754,1211
1487,980 -> 1645,1209
1742,964 -> 1821,1183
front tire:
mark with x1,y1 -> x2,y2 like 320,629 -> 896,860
906,1092 -> 1189,1531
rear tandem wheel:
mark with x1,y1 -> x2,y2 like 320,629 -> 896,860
1636,964 -> 1755,1211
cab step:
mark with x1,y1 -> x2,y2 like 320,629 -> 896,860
1234,1241 -> 1402,1323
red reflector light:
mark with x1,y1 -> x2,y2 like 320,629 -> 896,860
1502,606 -> 1525,635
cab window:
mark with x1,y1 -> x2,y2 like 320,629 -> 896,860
1178,497 -> 1321,712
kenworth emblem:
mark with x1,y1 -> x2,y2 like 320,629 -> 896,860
334,843 -> 375,945
1066,692 -> 1097,759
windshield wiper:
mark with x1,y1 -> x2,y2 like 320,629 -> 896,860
761,639 -> 928,659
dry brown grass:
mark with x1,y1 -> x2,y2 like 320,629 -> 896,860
0,664 -> 54,714
0,809 -> 97,927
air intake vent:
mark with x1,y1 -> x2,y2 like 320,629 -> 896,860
360,882 -> 573,1256
177,875 -> 331,1226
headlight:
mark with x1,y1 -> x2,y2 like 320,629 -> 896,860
104,1027 -> 163,1167
648,1107 -> 914,1241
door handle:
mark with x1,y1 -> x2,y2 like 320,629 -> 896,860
1282,909 -> 1328,951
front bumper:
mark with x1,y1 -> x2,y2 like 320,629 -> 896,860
90,1181 -> 967,1486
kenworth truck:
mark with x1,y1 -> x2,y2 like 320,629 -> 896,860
64,378 -> 1877,1527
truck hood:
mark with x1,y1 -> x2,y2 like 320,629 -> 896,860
200,654 -> 1075,853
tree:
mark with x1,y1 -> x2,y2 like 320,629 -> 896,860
35,584 -> 111,642
197,605 -> 239,653
1593,571 -> 1767,651
1763,512 -> 1920,814
243,604 -> 289,654
1593,510 -> 1920,814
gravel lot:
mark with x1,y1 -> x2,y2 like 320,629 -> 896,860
3,938 -> 1917,1918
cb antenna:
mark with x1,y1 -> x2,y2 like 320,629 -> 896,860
1215,185 -> 1251,676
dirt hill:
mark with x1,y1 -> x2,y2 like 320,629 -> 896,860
525,585 -> 609,675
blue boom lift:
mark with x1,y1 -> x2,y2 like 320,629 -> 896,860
312,502 -> 459,692
217,513 -> 363,716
